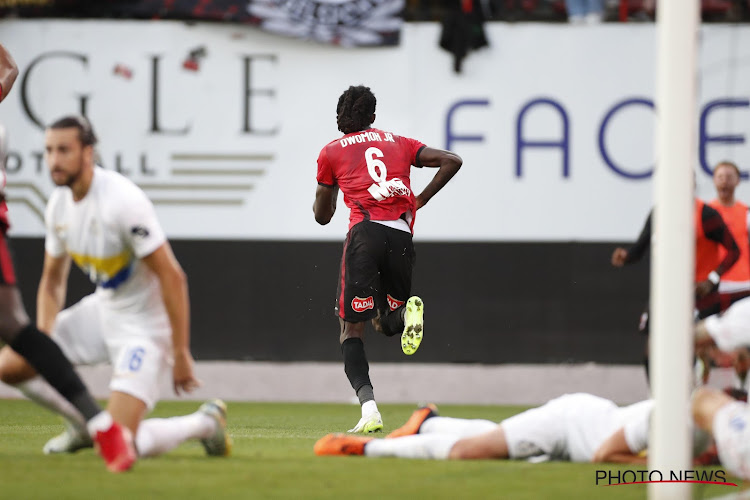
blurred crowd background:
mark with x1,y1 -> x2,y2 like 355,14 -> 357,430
1,0 -> 749,23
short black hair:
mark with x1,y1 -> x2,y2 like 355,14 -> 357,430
48,115 -> 98,147
714,160 -> 740,178
336,85 -> 376,135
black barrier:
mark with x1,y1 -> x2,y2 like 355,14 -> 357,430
10,237 -> 648,364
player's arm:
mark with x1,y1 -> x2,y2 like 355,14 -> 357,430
414,147 -> 462,210
36,252 -> 72,334
141,242 -> 200,395
616,210 -> 652,266
591,428 -> 647,464
0,43 -> 19,103
698,205 -> 740,298
313,184 -> 338,225
705,207 -> 739,276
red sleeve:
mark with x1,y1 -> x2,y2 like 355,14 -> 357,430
316,146 -> 335,187
402,136 -> 426,167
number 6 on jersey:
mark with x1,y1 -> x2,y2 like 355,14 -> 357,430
366,147 -> 410,201
366,147 -> 388,200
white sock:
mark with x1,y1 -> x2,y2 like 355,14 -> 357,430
135,413 -> 215,458
365,434 -> 460,460
420,417 -> 498,438
362,400 -> 379,417
17,376 -> 87,434
87,411 -> 113,436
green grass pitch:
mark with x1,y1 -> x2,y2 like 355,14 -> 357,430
0,400 -> 739,499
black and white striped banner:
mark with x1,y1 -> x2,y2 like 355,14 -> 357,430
246,0 -> 404,46
0,0 -> 405,46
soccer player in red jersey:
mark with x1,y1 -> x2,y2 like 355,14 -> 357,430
313,85 -> 462,433
0,43 -> 135,472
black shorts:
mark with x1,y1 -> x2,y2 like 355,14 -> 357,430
0,226 -> 17,286
335,221 -> 415,323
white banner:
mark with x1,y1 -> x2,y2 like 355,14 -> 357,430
0,21 -> 748,241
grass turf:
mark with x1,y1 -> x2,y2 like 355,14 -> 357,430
0,400 -> 741,499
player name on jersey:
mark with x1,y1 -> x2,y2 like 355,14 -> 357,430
339,131 -> 396,148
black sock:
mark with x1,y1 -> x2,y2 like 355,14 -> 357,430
10,325 -> 101,421
342,338 -> 372,396
356,385 -> 375,405
380,306 -> 405,337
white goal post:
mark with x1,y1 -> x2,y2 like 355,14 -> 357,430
648,1 -> 700,499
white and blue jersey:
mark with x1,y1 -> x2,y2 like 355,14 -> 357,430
45,167 -> 166,312
44,167 -> 172,408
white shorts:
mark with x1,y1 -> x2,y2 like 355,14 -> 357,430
52,293 -> 172,410
501,396 -> 566,460
713,401 -> 750,480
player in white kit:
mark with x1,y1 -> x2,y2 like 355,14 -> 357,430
315,393 -> 652,463
693,296 -> 750,479
0,47 -> 135,473
0,116 -> 230,459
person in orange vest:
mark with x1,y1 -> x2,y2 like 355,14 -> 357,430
709,160 -> 750,393
710,161 -> 750,306
611,198 -> 740,381
612,199 -> 740,320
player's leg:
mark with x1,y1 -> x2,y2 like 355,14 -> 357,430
337,223 -> 384,433
0,286 -> 133,468
135,400 -> 230,457
447,426 -> 510,459
638,305 -> 650,384
1,294 -> 112,453
0,279 -> 105,428
314,426 -> 509,460
419,416 -> 499,438
340,319 -> 382,433
379,228 -> 423,355
107,337 -> 229,458
387,404 -> 498,439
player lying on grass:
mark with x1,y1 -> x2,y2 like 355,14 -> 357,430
692,295 -> 750,478
315,393 -> 659,463
692,386 -> 750,479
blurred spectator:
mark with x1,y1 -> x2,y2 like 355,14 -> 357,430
618,0 -> 655,22
439,0 -> 489,73
565,0 -> 605,23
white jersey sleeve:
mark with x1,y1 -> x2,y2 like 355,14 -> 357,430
117,185 -> 166,259
622,400 -> 653,454
44,190 -> 66,257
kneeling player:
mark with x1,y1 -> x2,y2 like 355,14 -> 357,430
0,116 -> 230,459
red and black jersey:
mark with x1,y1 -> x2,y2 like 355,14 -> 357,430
316,128 -> 425,232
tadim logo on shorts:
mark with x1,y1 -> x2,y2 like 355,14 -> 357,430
351,296 -> 375,313
387,294 -> 405,311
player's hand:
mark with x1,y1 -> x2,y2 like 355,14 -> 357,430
415,195 -> 426,211
611,248 -> 628,267
172,350 -> 201,395
695,279 -> 718,299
